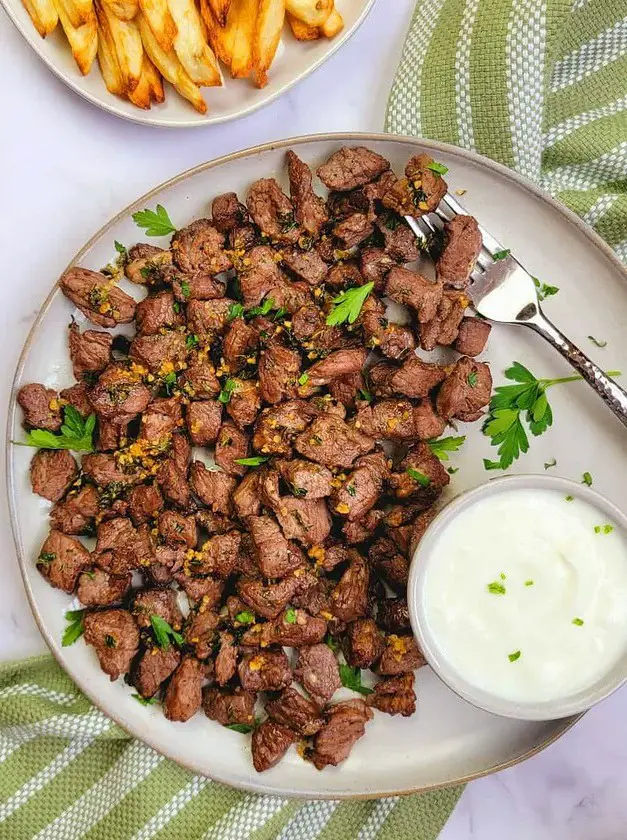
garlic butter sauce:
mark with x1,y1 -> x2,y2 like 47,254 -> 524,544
423,488 -> 627,703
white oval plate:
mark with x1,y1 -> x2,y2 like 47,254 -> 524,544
0,0 -> 375,127
7,134 -> 627,798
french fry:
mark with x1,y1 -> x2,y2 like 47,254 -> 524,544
138,12 -> 207,112
96,1 -> 144,90
53,0 -> 98,74
167,0 -> 221,86
251,0 -> 284,88
101,0 -> 139,20
55,0 -> 94,28
208,0 -> 230,25
199,0 -> 234,66
285,0 -> 331,26
139,0 -> 176,51
97,12 -> 125,92
127,59 -> 152,107
21,0 -> 58,37
287,11 -> 318,40
320,5 -> 342,37
229,0 -> 257,78
143,53 -> 165,101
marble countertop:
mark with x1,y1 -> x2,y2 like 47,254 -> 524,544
1,0 -> 627,835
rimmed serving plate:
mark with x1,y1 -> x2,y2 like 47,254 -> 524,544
0,0 -> 375,127
7,133 -> 627,798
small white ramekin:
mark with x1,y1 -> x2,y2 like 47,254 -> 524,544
407,474 -> 627,721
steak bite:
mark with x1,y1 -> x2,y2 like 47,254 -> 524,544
171,218 -> 232,276
139,397 -> 182,442
239,246 -> 284,307
258,340 -> 301,405
18,383 -> 63,432
247,178 -> 301,243
132,587 -> 183,630
287,150 -> 328,237
125,244 -> 172,285
332,214 -> 375,249
156,459 -> 190,509
454,317 -> 491,357
183,606 -> 219,658
179,355 -> 221,400
359,247 -> 395,292
81,453 -> 141,488
238,650 -> 292,693
233,471 -> 262,518
331,450 -> 390,522
186,400 -> 222,446
214,421 -> 250,476
331,553 -> 369,622
247,515 -> 293,578
294,643 -> 341,708
266,687 -> 323,736
211,192 -> 249,233
36,530 -> 90,592
436,356 -> 492,421
68,323 -> 112,380
83,609 -> 139,681
252,721 -> 297,772
253,400 -> 317,457
203,686 -> 256,726
222,319 -> 258,373
369,537 -> 409,594
306,348 -> 367,387
190,462 -> 236,515
277,459 -> 332,499
96,516 -> 152,574
215,631 -> 238,685
368,673 -> 416,716
128,483 -> 164,526
342,618 -> 384,669
391,441 -> 450,504
419,289 -> 468,351
60,267 -> 136,328
30,449 -> 78,502
436,215 -> 482,289
77,568 -> 131,607
388,355 -> 447,399
187,299 -> 235,339
295,414 -> 374,468
273,497 -> 332,547
281,247 -> 328,286
378,635 -> 426,676
135,291 -> 183,335
129,331 -> 188,375
88,366 -> 152,424
385,266 -> 443,323
134,646 -> 181,699
227,379 -> 262,429
159,510 -> 197,548
377,598 -> 411,633
260,609 -> 327,648
193,531 -> 241,578
236,575 -> 301,619
342,508 -> 386,545
317,147 -> 390,192
61,382 -> 92,417
164,655 -> 204,722
310,699 -> 373,769
50,484 -> 100,535
379,220 -> 421,263
382,154 -> 447,217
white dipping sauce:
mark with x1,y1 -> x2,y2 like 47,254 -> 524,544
423,488 -> 627,703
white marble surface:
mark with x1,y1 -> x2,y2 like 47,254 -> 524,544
1,0 -> 627,836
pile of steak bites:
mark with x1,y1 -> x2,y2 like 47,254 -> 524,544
18,146 -> 492,773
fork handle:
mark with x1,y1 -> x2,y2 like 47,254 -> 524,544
527,311 -> 627,428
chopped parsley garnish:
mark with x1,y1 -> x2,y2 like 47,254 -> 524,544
62,610 -> 85,647
37,551 -> 56,566
132,204 -> 176,236
525,579 -> 534,587
533,277 -> 559,301
225,722 -> 257,734
114,240 -> 128,260
173,301 -> 181,314
358,388 -> 373,404
150,615 -> 184,650
581,471 -> 593,486
180,280 -> 191,299
500,573 -> 506,580
467,371 -> 478,388
218,378 -> 237,404
186,334 -> 200,350
326,282 -> 374,326
407,468 -> 431,487
447,467 -> 459,475
227,302 -> 245,321
284,609 -> 297,624
293,486 -> 307,497
427,435 -> 465,460
487,582 -> 506,595
247,297 -> 276,318
508,650 -> 521,662
104,634 -> 117,649
298,373 -> 309,386
132,694 -> 159,705
235,610 -> 255,624
492,249 -> 511,261
234,456 -> 269,467
572,617 -> 584,626
588,336 -> 607,348
324,634 -> 339,652
565,495 -> 574,501
544,458 -> 557,470
163,371 -> 177,395
426,161 -> 449,176
338,664 -> 373,696
346,484 -> 357,497
14,405 -> 96,453
594,524 -> 613,534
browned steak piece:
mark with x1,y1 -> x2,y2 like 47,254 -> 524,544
369,537 -> 409,594
171,219 -> 232,276
226,379 -> 261,429
89,366 -> 152,424
281,247 -> 327,286
294,643 -> 341,709
377,597 -> 411,633
273,497 -> 332,547
342,509 -> 386,545
125,244 -> 172,285
203,686 -> 256,726
18,383 -> 63,431
82,454 -> 141,489
128,484 -> 164,526
247,515 -> 295,578
215,631 -> 238,685
359,296 -> 417,360
253,400 -> 316,457
389,355 -> 447,399
252,720 -> 296,772
195,508 -> 235,536
333,214 -> 374,249
258,340 -> 301,405
223,319 -> 258,373
385,266 -> 443,323
317,147 -> 390,191
77,568 -> 131,606
134,646 -> 181,698
454,317 -> 491,356
129,331 -> 188,375
232,471 -> 262,518
325,261 -> 364,290
156,460 -> 190,509
37,530 -> 90,593
50,484 -> 99,535
436,356 -> 492,421
83,609 -> 139,681
260,609 -> 327,648
61,267 -> 136,328
68,323 -> 112,379
186,400 -> 222,446
132,587 -> 183,630
135,291 -> 183,335
366,361 -> 395,398
419,289 -> 468,351
437,215 -> 482,289
138,397 -> 182,443
96,517 -> 152,574
266,687 -> 323,736
359,248 -> 395,292
159,511 -> 197,548
295,414 -> 374,468
193,531 -> 241,578
190,462 -> 236,515
187,299 -> 235,339
382,154 -> 447,217
379,220 -> 420,263
247,178 -> 301,243
239,650 -> 292,692
215,421 -> 249,476
310,699 -> 373,769
60,382 -> 92,417
228,224 -> 257,251
306,348 -> 367,387
277,459 -> 332,499
287,150 -> 328,237
354,399 -> 414,441
342,618 -> 384,669
330,552 -> 369,622
391,442 -> 450,504
30,449 -> 78,502
236,575 -> 301,619
211,192 -> 249,233
378,635 -> 426,675
331,450 -> 390,522
239,246 -> 284,307
164,655 -> 204,722
180,355 -> 221,400
148,544 -> 186,587
368,673 -> 416,716
183,607 -> 219,659
328,372 -> 364,408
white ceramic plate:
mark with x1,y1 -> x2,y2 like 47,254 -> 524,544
0,0 -> 375,127
7,134 -> 627,798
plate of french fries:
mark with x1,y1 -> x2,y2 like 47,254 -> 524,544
3,0 -> 375,124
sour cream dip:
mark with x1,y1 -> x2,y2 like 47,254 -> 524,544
419,486 -> 627,707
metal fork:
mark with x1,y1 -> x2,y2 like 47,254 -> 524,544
404,196 -> 627,429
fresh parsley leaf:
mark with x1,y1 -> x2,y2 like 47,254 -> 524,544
447,466 -> 459,475
338,664 -> 373,696
186,334 -> 199,350
467,371 -> 478,388
544,458 -> 557,470
581,471 -> 593,486
218,378 -> 237,404
225,722 -> 256,734
525,580 -> 534,587
234,456 -> 269,467
37,551 -> 56,566
104,634 -> 117,649
324,634 -> 339,652
247,297 -> 276,318
532,277 -> 560,301
274,307 -> 288,321
588,336 -> 607,348
132,693 -> 159,705
427,435 -> 466,460
565,495 -> 574,501
427,161 -> 448,176
594,524 -> 613,534
594,525 -> 601,534
358,388 -> 373,404
407,468 -> 431,487
326,282 -> 374,326
298,373 -> 309,386
150,614 -> 183,651
572,617 -> 584,626
62,609 -> 85,647
15,405 -> 96,452
284,609 -> 297,624
180,280 -> 191,299
114,240 -> 128,260
483,459 -> 503,471
346,484 -> 357,497
487,582 -> 506,595
508,650 -> 521,662
492,249 -> 511,261
227,302 -> 245,321
132,205 -> 176,237
235,610 -> 255,625
500,573 -> 506,580
163,371 -> 177,395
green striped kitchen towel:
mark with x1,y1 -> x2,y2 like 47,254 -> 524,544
0,656 -> 461,839
386,0 -> 627,259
